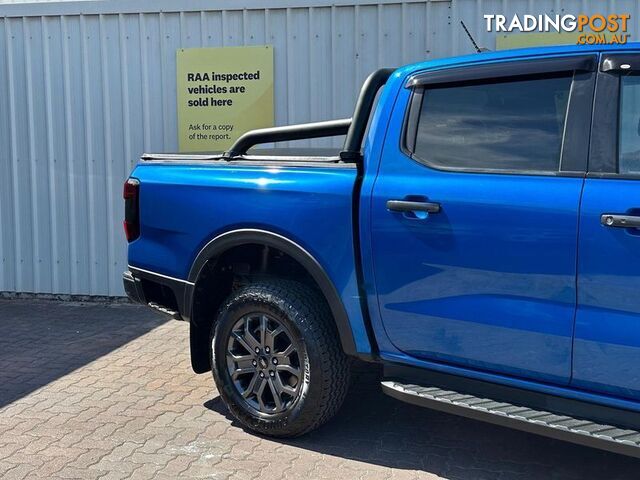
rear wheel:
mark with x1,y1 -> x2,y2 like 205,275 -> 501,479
211,280 -> 350,437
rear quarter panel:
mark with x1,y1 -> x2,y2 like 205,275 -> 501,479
127,162 -> 369,350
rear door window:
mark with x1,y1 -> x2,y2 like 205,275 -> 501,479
412,73 -> 572,173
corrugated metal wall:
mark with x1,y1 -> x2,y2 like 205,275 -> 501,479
1,0 -> 639,296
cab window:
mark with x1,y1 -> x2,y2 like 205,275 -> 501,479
412,73 -> 572,173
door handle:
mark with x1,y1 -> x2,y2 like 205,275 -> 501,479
601,214 -> 640,228
387,200 -> 441,214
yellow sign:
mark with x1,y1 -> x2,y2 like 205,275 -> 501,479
497,32 -> 584,50
496,31 -> 629,50
177,45 -> 274,152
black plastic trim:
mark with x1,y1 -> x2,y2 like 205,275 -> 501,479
587,171 -> 640,180
561,70 -> 597,173
383,364 -> 640,438
123,270 -> 145,304
406,54 -> 597,88
601,214 -> 640,228
382,379 -> 640,459
127,266 -> 193,322
387,200 -> 440,213
588,53 -> 640,177
402,89 -> 423,155
588,67 -> 620,174
601,54 -> 640,72
187,229 -> 360,356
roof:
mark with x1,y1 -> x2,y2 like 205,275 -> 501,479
396,42 -> 640,78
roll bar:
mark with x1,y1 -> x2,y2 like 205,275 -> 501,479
222,67 -> 395,161
340,67 -> 395,161
223,118 -> 351,158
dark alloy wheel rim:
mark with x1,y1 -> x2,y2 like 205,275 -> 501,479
226,313 -> 303,414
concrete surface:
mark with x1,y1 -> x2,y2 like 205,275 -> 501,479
0,298 -> 638,479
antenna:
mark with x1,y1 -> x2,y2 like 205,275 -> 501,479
460,20 -> 483,54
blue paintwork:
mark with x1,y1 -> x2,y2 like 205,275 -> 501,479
360,42 -> 640,412
127,163 -> 371,354
366,75 -> 581,385
130,42 -> 640,415
573,179 -> 640,400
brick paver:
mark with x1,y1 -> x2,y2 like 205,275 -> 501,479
0,298 -> 639,479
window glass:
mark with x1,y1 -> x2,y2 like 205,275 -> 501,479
413,74 -> 572,172
619,75 -> 640,174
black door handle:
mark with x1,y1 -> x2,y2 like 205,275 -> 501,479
601,214 -> 640,228
387,200 -> 441,214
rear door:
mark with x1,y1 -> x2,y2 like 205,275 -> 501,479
572,53 -> 640,400
370,55 -> 596,384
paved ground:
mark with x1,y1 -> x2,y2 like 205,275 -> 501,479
0,299 -> 639,480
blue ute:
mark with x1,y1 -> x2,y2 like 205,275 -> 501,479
123,43 -> 640,456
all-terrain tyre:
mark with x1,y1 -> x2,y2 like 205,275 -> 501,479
211,279 -> 350,437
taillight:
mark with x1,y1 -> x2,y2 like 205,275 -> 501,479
123,178 -> 140,242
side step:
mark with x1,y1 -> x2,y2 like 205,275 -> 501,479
381,380 -> 640,458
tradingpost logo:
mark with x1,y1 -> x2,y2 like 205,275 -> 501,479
484,14 -> 631,45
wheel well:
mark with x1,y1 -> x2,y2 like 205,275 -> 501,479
189,243 -> 336,373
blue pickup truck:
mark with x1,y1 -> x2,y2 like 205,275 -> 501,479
124,43 -> 640,456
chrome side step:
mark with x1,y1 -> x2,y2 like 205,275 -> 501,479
381,380 -> 640,458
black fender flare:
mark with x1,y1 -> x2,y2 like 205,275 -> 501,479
187,228 -> 358,356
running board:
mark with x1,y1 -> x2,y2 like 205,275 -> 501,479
381,380 -> 640,458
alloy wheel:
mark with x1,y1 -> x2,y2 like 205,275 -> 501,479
226,313 -> 303,414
